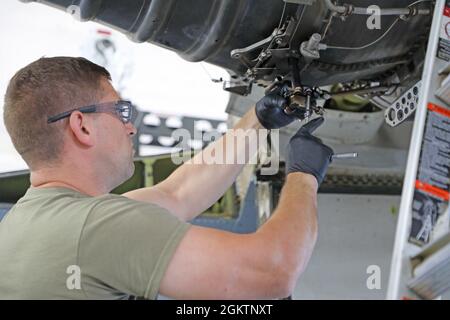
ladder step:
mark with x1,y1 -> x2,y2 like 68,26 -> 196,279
407,233 -> 450,299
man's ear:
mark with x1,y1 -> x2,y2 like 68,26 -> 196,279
69,111 -> 95,147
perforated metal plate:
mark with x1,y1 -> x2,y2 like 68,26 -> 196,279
385,81 -> 422,127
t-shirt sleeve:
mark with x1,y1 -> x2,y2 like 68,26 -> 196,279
78,195 -> 190,299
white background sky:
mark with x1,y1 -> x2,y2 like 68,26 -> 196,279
0,0 -> 230,173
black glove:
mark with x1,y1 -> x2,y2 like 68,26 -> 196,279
286,117 -> 334,185
255,81 -> 296,129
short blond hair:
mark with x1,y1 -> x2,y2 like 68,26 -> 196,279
3,56 -> 111,170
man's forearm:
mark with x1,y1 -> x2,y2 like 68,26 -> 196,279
124,106 -> 265,221
163,106 -> 264,220
255,172 -> 318,283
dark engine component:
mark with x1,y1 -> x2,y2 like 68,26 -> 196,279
22,0 -> 432,90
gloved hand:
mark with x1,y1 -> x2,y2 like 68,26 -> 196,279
255,81 -> 297,129
286,117 -> 334,185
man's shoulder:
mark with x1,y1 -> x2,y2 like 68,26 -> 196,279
86,192 -> 179,227
95,192 -> 169,213
81,192 -> 190,252
15,187 -> 171,221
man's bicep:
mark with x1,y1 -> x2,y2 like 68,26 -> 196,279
159,226 -> 279,300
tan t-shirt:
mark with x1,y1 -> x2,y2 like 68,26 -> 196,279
0,187 -> 190,299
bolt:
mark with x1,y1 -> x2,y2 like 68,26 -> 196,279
332,153 -> 358,160
307,33 -> 322,51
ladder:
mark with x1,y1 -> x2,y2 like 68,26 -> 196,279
387,0 -> 450,300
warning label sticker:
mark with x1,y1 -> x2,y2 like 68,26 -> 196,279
409,188 -> 446,246
438,5 -> 450,61
409,103 -> 450,246
416,104 -> 450,191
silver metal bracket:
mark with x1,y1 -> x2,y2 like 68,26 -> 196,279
384,81 -> 422,127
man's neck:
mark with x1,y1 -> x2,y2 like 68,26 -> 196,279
30,170 -> 109,196
33,180 -> 89,194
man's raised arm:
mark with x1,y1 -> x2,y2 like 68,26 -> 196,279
123,82 -> 298,221
158,117 -> 333,299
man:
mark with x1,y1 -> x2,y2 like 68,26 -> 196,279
0,57 -> 333,299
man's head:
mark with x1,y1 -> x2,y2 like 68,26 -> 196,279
3,57 -> 136,190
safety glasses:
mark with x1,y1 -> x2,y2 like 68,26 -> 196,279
47,100 -> 134,124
